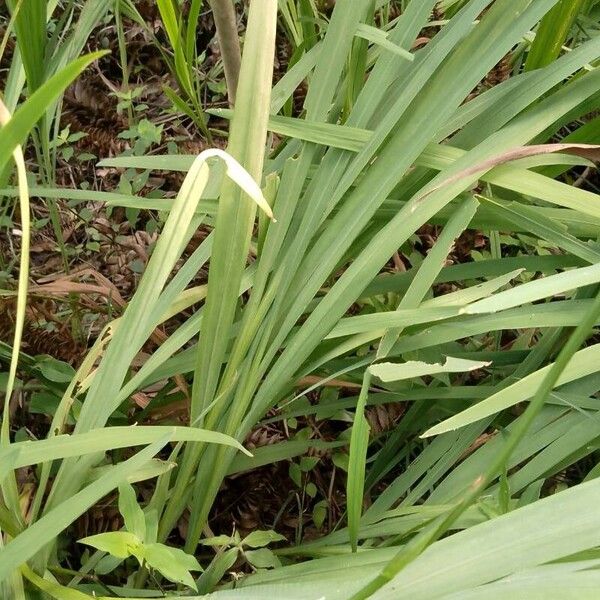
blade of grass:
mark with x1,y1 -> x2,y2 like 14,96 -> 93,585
525,0 -> 586,71
347,371 -> 372,552
349,288 -> 600,600
355,24 -> 415,62
463,262 -> 600,314
0,51 -> 107,176
0,425 -> 249,481
6,0 -> 45,92
0,96 -> 30,569
377,196 -> 478,357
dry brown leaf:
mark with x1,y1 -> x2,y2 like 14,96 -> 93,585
417,143 -> 600,204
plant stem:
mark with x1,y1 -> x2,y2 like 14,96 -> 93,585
210,0 -> 242,105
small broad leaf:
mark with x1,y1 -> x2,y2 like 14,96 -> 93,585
35,356 -> 76,383
0,51 -> 108,177
369,357 -> 491,382
29,392 -> 62,418
118,483 -> 146,541
78,531 -> 141,559
289,462 -> 302,487
299,456 -> 320,472
242,530 -> 286,548
313,500 -> 328,529
332,452 -> 349,472
245,548 -> 282,569
141,543 -> 200,591
165,545 -> 203,572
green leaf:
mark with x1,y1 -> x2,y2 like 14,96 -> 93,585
6,0 -> 45,92
20,564 -> 92,600
0,425 -> 250,482
243,530 -> 286,549
355,23 -> 415,61
245,548 -> 282,570
35,356 -> 76,383
313,500 -> 328,529
78,531 -> 141,559
0,438 -> 168,581
0,51 -> 108,177
94,554 -> 124,576
525,0 -> 586,71
163,544 -> 203,572
306,482 -> 318,498
141,543 -> 200,590
144,508 -> 159,545
422,343 -> 600,438
347,371 -> 372,552
118,483 -> 146,541
196,547 -> 239,595
464,263 -> 600,314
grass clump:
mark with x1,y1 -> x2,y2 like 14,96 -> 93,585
1,0 -> 600,598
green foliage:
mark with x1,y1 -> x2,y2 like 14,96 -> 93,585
4,1 -> 113,181
79,483 -> 202,591
118,119 -> 164,155
525,0 -> 587,71
153,0 -> 211,137
2,0 -> 600,598
200,528 -> 286,575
